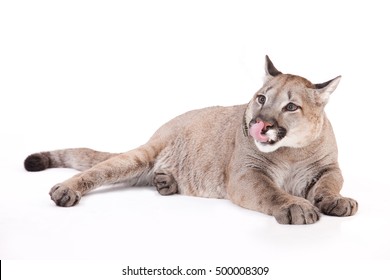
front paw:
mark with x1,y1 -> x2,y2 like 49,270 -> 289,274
274,200 -> 320,225
316,196 -> 358,216
49,184 -> 81,207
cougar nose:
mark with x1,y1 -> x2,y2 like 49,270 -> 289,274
261,121 -> 273,133
255,118 -> 273,133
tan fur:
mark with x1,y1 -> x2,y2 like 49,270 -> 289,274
24,56 -> 358,224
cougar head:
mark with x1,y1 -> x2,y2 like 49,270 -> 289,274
243,55 -> 341,153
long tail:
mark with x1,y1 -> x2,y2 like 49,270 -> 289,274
24,148 -> 120,172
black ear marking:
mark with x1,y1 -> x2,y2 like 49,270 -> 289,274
314,75 -> 341,89
315,80 -> 332,89
265,55 -> 282,77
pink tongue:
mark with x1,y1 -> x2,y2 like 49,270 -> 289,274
249,121 -> 269,143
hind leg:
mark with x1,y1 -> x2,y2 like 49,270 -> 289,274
153,170 -> 178,196
49,144 -> 160,207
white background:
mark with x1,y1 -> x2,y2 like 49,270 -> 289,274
1,0 -> 389,278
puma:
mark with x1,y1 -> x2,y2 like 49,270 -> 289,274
24,56 -> 358,224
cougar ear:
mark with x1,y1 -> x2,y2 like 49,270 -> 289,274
264,55 -> 282,81
314,75 -> 341,105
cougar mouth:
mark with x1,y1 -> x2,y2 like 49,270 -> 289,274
249,120 -> 287,145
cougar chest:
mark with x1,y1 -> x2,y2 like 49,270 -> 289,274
272,160 -> 317,197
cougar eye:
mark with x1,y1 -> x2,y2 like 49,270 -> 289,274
285,102 -> 299,112
257,95 -> 266,105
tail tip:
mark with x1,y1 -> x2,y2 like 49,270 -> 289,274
24,153 -> 50,171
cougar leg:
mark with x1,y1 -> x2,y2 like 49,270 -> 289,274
306,169 -> 358,217
228,168 -> 320,225
49,144 -> 161,207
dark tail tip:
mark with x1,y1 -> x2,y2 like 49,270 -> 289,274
24,153 -> 50,171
